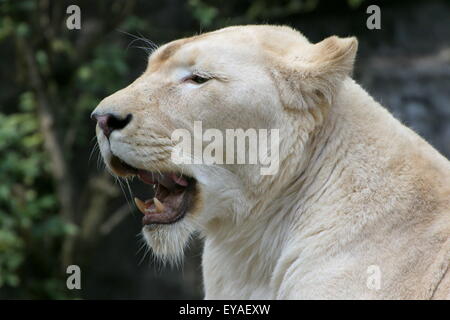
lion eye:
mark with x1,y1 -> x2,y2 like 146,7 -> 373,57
186,74 -> 210,84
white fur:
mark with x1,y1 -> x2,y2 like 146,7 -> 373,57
93,25 -> 450,299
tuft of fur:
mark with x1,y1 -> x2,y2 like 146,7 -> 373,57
142,216 -> 197,267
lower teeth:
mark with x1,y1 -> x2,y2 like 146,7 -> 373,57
154,197 -> 165,212
134,197 -> 147,214
134,196 -> 165,215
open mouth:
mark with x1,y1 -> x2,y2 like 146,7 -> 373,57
110,155 -> 197,226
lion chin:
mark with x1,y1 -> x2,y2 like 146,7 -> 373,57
141,217 -> 196,265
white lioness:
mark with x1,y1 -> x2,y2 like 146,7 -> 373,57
92,25 -> 450,299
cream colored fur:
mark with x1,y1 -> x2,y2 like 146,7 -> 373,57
93,25 -> 450,299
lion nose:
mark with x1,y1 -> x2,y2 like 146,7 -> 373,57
91,112 -> 132,138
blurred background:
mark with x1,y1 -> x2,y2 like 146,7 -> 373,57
0,0 -> 449,299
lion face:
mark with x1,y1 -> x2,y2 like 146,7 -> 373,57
92,25 -> 357,261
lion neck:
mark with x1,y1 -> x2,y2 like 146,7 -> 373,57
202,78 -> 415,298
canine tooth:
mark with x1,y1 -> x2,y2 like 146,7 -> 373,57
134,197 -> 146,214
154,197 -> 165,212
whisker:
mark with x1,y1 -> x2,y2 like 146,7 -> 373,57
137,31 -> 159,51
96,151 -> 104,171
136,234 -> 150,266
88,141 -> 99,165
115,176 -> 133,209
125,178 -> 136,214
117,29 -> 159,56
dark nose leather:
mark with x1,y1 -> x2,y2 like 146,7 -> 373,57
92,113 -> 132,138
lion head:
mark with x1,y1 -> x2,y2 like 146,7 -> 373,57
92,25 -> 357,262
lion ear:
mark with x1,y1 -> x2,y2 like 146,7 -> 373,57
274,36 -> 358,110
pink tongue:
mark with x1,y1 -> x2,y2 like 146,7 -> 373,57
138,170 -> 156,184
171,173 -> 188,187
